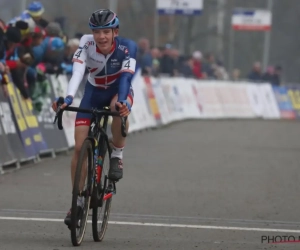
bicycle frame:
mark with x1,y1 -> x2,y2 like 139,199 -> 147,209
88,110 -> 115,202
53,97 -> 127,202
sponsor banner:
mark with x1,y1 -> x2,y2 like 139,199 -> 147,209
152,78 -> 170,125
0,116 -> 5,166
175,79 -> 201,119
33,75 -> 69,151
246,83 -> 265,118
0,100 -> 16,165
272,86 -> 296,119
131,71 -> 156,131
157,0 -> 203,16
232,9 -> 272,31
143,76 -> 162,124
7,81 -> 37,158
160,78 -> 185,122
195,83 -> 224,118
259,84 -> 281,119
215,83 -> 237,118
228,83 -> 256,118
285,85 -> 300,119
16,91 -> 48,152
0,89 -> 22,162
191,81 -> 205,118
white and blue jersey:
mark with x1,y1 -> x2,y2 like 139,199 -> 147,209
67,35 -> 137,126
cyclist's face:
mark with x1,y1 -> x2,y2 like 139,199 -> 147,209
92,28 -> 118,54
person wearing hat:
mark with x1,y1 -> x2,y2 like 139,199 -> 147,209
8,1 -> 48,37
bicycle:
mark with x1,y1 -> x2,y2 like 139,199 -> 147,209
53,97 -> 127,246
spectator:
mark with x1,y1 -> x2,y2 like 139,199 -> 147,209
273,65 -> 282,86
61,38 -> 80,74
232,68 -> 241,82
191,50 -> 203,79
136,37 -> 152,76
45,22 -> 63,38
160,43 -> 175,76
247,61 -> 263,82
215,60 -> 229,80
262,66 -> 274,83
151,47 -> 161,77
181,55 -> 194,78
170,48 -> 181,76
202,52 -> 217,79
8,1 -> 48,36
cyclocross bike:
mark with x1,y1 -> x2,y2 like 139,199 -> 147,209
54,97 -> 127,246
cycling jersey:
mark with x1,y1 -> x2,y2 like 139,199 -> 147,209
67,34 -> 137,102
68,34 -> 137,126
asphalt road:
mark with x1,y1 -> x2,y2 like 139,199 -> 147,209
1,120 -> 300,250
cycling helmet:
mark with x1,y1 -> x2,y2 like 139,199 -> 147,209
27,1 -> 44,17
89,9 -> 119,30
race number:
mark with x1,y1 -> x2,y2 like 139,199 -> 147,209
72,47 -> 86,64
121,58 -> 136,73
74,50 -> 82,59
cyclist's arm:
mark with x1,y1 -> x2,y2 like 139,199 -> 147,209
117,43 -> 137,102
66,36 -> 88,97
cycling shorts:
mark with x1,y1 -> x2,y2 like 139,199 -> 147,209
75,81 -> 134,127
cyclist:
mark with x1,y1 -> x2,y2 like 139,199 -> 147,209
51,9 -> 137,227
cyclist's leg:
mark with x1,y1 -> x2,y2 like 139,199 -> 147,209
65,84 -> 114,226
71,84 -> 95,191
108,87 -> 134,180
72,84 -> 116,185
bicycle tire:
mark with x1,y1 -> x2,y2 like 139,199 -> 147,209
70,139 -> 93,246
92,139 -> 112,242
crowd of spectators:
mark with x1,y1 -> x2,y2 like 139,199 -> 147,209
0,2 -> 283,113
136,37 -> 283,86
0,1 -> 79,111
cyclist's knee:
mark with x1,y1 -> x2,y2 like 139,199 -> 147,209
110,95 -> 118,112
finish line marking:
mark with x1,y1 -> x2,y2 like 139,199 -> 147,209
1,216 -> 300,233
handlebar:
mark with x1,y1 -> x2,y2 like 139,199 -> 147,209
53,97 -> 127,137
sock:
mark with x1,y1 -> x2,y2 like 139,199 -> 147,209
77,196 -> 85,208
111,143 -> 124,159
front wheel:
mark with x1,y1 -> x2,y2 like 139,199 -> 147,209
70,139 -> 93,246
92,142 -> 113,242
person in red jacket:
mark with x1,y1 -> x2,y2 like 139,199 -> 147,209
192,50 -> 204,79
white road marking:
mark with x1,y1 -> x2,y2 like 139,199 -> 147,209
1,216 -> 300,233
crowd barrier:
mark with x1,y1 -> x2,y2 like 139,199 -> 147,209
0,69 -> 299,174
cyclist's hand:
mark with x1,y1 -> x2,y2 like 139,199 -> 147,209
115,100 -> 131,117
52,95 -> 73,112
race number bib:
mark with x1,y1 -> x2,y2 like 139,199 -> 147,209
121,58 -> 136,73
72,43 -> 88,64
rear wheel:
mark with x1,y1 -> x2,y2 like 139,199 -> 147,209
92,140 -> 113,242
70,139 -> 93,246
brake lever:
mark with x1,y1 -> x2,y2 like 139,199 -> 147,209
53,97 -> 65,130
121,116 -> 127,137
53,106 -> 62,125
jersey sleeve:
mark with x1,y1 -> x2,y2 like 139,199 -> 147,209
118,41 -> 137,102
66,35 -> 89,97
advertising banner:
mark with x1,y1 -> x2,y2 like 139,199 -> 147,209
272,86 -> 296,119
